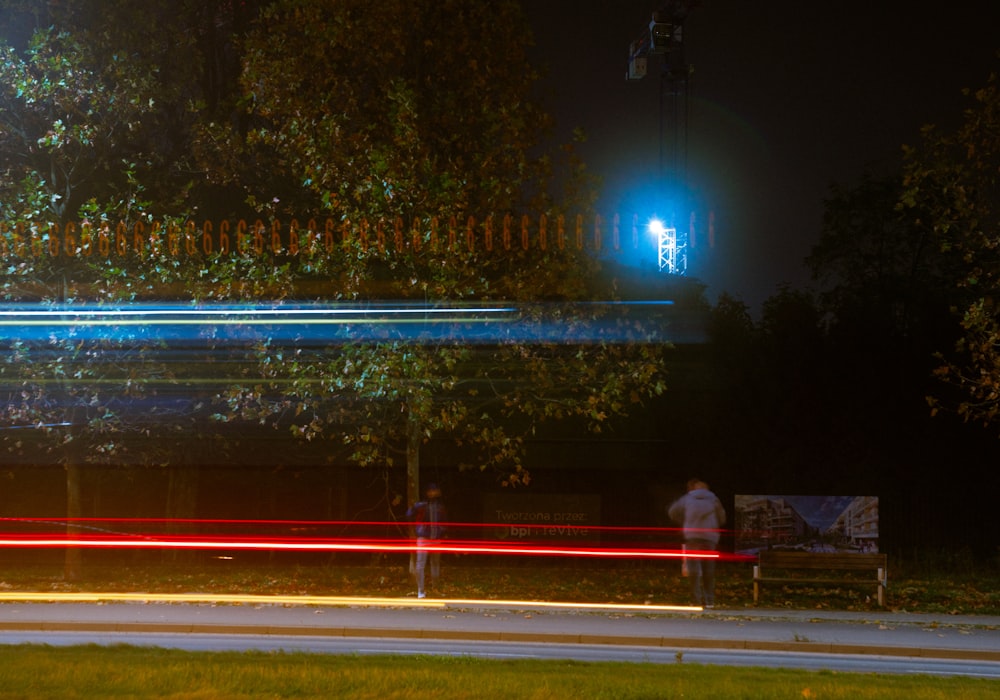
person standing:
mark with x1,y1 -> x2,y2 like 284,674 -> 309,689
407,483 -> 447,599
669,478 -> 726,608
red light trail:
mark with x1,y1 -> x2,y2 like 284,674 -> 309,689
0,517 -> 749,611
0,534 -> 723,560
0,517 -> 750,562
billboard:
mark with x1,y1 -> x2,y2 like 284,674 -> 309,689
482,493 -> 601,544
734,495 -> 878,555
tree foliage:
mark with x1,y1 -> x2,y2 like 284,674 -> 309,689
0,0 -> 671,535
199,0 -> 667,505
900,71 -> 1000,428
808,175 -> 935,333
806,173 -> 964,403
0,29 -> 152,219
204,0 -> 575,220
0,0 -> 270,222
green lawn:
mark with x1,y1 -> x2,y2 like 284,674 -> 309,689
0,644 -> 996,700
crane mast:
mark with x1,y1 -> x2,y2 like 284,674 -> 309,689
626,2 -> 699,274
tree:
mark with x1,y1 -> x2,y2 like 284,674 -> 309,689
204,0 -> 667,510
900,71 -> 1000,428
0,0 -> 672,576
0,0 -> 275,577
808,175 -> 940,337
807,174 -> 966,403
0,32 -> 149,220
0,0 -> 271,223
0,10 -> 152,578
202,0 -> 573,220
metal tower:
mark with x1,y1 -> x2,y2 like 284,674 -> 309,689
626,1 -> 697,275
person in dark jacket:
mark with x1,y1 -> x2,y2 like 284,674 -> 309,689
406,483 -> 447,599
668,478 -> 726,608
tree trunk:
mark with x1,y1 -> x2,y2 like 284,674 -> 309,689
64,463 -> 82,581
166,464 -> 199,518
165,464 -> 199,563
406,411 -> 421,509
406,410 -> 421,575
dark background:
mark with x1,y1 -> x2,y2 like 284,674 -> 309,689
525,1 -> 1000,313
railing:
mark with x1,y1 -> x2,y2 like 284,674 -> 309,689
0,212 -> 715,260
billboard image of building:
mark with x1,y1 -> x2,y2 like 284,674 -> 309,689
734,495 -> 878,555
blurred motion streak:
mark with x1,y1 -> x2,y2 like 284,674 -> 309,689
0,300 -> 701,345
0,591 -> 699,612
0,517 -> 745,561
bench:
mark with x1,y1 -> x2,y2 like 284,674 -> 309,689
753,551 -> 887,606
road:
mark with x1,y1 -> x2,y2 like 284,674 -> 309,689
2,629 -> 999,678
0,594 -> 997,678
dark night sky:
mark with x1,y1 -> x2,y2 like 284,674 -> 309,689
525,2 -> 1000,313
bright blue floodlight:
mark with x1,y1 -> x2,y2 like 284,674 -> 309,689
648,218 -> 684,274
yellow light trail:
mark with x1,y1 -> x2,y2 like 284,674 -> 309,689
0,591 -> 701,613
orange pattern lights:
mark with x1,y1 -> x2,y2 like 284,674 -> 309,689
0,213 -> 713,260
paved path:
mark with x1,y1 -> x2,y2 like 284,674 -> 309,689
0,593 -> 997,662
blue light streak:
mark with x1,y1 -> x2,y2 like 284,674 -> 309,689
0,301 -> 702,345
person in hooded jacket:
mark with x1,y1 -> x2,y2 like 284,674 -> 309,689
668,478 -> 726,608
406,483 -> 447,599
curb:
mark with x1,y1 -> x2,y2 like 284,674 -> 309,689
1,620 -> 998,663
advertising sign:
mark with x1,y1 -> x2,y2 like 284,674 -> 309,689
483,493 -> 601,543
734,495 -> 878,555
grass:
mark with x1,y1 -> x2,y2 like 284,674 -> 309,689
0,644 -> 997,699
3,555 -> 998,615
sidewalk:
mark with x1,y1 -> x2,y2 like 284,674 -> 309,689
0,593 -> 997,662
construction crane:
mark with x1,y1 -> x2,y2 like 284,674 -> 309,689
626,1 -> 699,274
